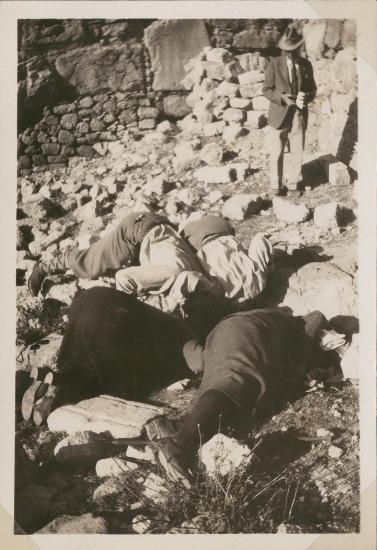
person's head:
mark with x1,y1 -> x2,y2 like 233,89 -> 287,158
279,24 -> 303,59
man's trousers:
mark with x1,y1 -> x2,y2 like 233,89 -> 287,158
269,109 -> 305,191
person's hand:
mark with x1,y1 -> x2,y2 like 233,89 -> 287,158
281,92 -> 296,106
296,92 -> 308,109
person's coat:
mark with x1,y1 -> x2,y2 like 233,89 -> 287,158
263,54 -> 317,130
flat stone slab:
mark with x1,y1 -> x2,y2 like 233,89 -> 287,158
145,20 -> 210,90
47,394 -> 168,438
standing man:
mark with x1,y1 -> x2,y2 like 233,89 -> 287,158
263,24 -> 317,196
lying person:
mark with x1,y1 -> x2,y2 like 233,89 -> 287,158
179,215 -> 273,307
21,286 -> 206,426
150,308 -> 338,487
28,212 -> 203,297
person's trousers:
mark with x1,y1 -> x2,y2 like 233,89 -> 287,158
247,234 -> 273,299
269,110 -> 305,191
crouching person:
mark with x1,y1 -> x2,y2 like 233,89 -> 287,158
150,308 -> 336,487
21,286 -> 204,426
28,212 -> 202,297
179,215 -> 273,308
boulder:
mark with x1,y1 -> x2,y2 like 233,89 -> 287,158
237,70 -> 265,86
251,96 -> 270,110
199,142 -> 224,166
281,262 -> 357,320
222,108 -> 245,123
145,20 -> 210,90
93,475 -> 131,509
203,121 -> 226,136
222,123 -> 244,143
246,111 -> 267,129
47,394 -> 168,438
54,431 -> 111,464
195,166 -> 233,185
199,434 -> 253,477
340,334 -> 359,380
36,513 -> 108,534
215,81 -> 239,97
222,194 -> 263,221
328,162 -> 351,186
272,197 -> 310,224
25,333 -> 63,371
162,95 -> 190,118
76,199 -> 102,222
206,48 -> 232,64
313,202 -> 341,229
173,142 -> 197,171
55,44 -> 145,95
96,456 -> 136,478
229,97 -> 253,110
144,175 -> 175,196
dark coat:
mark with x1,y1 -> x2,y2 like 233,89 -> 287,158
263,54 -> 317,130
56,287 -> 198,402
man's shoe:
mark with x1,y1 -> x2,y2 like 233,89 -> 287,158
28,263 -> 46,296
149,437 -> 192,488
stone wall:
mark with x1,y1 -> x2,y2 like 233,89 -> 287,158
18,19 -> 357,174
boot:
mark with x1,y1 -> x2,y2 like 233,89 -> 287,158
28,252 -> 71,296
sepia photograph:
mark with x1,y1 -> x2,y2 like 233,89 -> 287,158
0,1 -> 374,545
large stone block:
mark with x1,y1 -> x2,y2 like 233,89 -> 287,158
37,514 -> 108,534
145,20 -> 210,91
199,434 -> 253,477
47,394 -> 168,438
273,197 -> 310,224
55,44 -> 145,95
162,95 -> 190,118
313,202 -> 341,228
281,262 -> 358,320
221,193 -> 263,220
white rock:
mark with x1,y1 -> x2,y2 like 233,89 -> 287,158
328,445 -> 343,459
54,431 -> 110,464
173,142 -> 196,171
222,193 -> 263,221
143,132 -> 167,146
142,473 -> 170,505
252,96 -> 270,110
340,334 -> 359,380
229,97 -> 253,110
96,456 -> 137,478
281,262 -> 357,320
272,197 -> 310,224
166,378 -> 192,391
222,108 -> 245,123
76,199 -> 102,222
93,142 -> 109,156
176,188 -> 200,206
316,428 -> 332,437
36,513 -> 108,534
222,123 -> 244,143
246,111 -> 268,129
313,202 -> 341,228
108,141 -> 125,158
206,48 -> 232,64
77,233 -> 96,250
156,120 -> 173,133
203,121 -> 226,137
132,515 -> 152,534
237,70 -> 265,86
126,445 -> 155,464
195,166 -> 232,184
199,433 -> 253,477
193,104 -> 213,125
206,190 -> 223,204
47,395 -> 167,438
178,115 -> 202,135
45,281 -> 78,304
144,175 -> 175,196
199,142 -> 224,166
215,81 -> 239,97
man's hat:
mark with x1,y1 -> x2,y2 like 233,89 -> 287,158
278,24 -> 304,51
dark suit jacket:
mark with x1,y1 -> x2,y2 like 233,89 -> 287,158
263,54 -> 317,130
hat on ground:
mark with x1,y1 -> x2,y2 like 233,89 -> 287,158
278,24 -> 304,51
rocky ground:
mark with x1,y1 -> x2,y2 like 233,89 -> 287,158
15,98 -> 359,534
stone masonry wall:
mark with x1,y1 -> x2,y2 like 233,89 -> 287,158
18,19 -> 357,175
